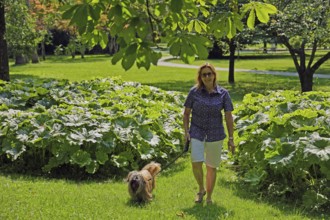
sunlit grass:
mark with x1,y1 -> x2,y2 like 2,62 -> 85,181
167,52 -> 330,75
8,54 -> 330,104
0,159 -> 316,220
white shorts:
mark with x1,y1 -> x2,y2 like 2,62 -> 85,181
190,138 -> 223,168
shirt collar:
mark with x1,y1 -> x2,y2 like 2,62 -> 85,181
201,85 -> 221,94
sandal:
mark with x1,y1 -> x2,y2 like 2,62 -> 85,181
194,191 -> 206,203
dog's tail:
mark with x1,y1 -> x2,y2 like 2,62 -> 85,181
142,162 -> 161,177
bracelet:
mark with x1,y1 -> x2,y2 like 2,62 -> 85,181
229,137 -> 234,140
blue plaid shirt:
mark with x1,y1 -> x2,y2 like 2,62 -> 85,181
184,85 -> 234,142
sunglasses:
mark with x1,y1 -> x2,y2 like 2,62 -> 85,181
201,72 -> 213,78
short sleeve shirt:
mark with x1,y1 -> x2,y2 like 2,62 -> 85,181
184,85 -> 234,142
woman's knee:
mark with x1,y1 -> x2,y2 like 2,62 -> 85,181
192,161 -> 203,170
206,165 -> 217,172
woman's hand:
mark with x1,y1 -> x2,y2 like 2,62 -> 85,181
228,139 -> 235,154
184,132 -> 191,142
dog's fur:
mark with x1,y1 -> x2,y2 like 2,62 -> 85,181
126,161 -> 161,202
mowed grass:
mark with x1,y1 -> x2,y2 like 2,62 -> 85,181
0,159 -> 315,220
168,51 -> 330,75
1,54 -> 330,219
8,54 -> 330,103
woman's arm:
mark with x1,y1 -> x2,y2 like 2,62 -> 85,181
225,111 -> 235,154
183,107 -> 191,141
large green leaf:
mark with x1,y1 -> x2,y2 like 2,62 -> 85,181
303,133 -> 330,161
302,190 -> 328,210
320,161 -> 330,178
86,160 -> 99,174
139,125 -> 160,146
3,140 -> 26,160
243,169 -> 267,186
68,128 -> 103,145
247,9 -> 256,29
96,149 -> 109,165
71,150 -> 92,167
121,44 -> 138,70
88,4 -> 101,21
255,4 -> 269,23
111,49 -> 124,65
169,41 -> 181,56
180,39 -> 196,63
61,5 -> 79,20
72,4 -> 88,35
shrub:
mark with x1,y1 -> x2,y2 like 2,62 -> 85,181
234,90 -> 330,211
0,78 -> 185,177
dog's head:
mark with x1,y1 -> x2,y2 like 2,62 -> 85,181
126,171 -> 145,194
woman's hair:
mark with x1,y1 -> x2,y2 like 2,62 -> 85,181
195,63 -> 217,89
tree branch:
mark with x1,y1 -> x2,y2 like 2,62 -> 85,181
146,0 -> 155,38
300,41 -> 306,73
146,0 -> 162,23
307,39 -> 317,70
311,51 -> 330,73
280,35 -> 300,73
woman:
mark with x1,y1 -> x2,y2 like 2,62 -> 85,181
183,63 -> 235,204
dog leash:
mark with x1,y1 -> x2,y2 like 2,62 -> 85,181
156,140 -> 190,175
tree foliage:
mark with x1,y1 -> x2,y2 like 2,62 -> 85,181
267,0 -> 330,92
61,0 -> 277,70
5,0 -> 40,61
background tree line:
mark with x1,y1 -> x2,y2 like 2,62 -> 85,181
0,0 -> 329,92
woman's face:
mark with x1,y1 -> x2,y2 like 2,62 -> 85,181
200,67 -> 215,87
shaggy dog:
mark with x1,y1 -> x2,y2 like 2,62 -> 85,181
126,161 -> 161,202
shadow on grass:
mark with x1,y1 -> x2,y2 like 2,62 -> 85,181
37,55 -> 112,63
145,76 -> 302,103
145,75 -> 329,103
9,74 -> 56,81
182,202 -> 230,220
125,199 -> 150,208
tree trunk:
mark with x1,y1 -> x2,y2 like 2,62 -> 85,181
208,41 -> 223,59
15,54 -> 27,65
108,35 -> 119,55
263,40 -> 267,53
31,53 -> 39,63
41,41 -> 46,61
299,69 -> 314,92
228,39 -> 236,84
31,48 -> 39,63
0,2 -> 10,81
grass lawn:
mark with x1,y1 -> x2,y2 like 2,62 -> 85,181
1,54 -> 330,219
8,54 -> 330,103
0,159 -> 319,220
168,52 -> 330,75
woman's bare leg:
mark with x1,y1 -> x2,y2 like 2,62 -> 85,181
192,162 -> 205,192
205,165 -> 216,201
